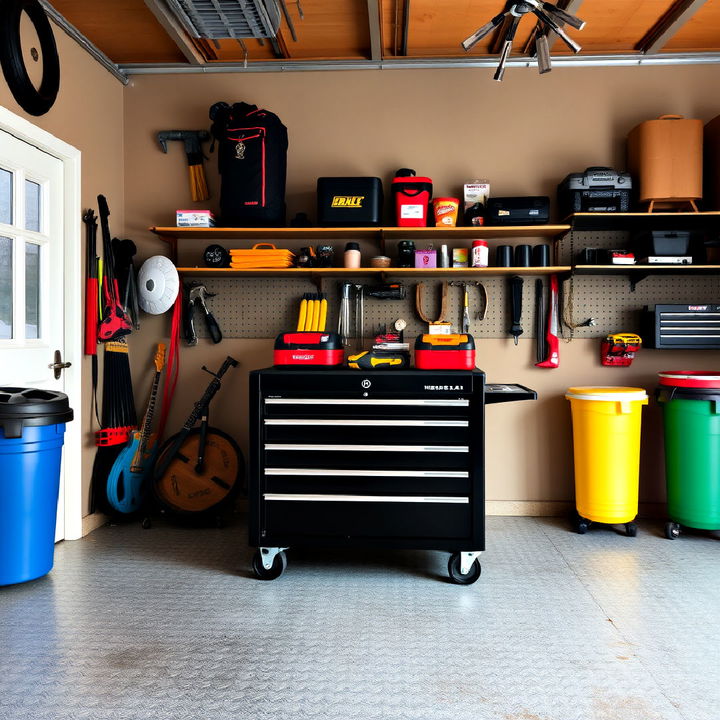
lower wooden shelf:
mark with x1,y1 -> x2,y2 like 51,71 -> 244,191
175,266 -> 571,278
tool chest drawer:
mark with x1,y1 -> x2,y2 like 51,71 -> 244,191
264,497 -> 472,539
263,418 -> 471,445
263,469 -> 471,496
262,397 -> 472,421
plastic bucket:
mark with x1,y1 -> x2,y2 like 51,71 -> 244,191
0,388 -> 73,585
565,387 -> 648,524
656,381 -> 720,530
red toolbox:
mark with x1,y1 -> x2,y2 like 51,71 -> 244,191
391,172 -> 433,227
274,332 -> 344,367
414,334 -> 476,370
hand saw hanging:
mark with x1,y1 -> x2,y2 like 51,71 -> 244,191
462,1 -> 585,81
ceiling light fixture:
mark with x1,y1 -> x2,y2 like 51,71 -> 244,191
462,0 -> 585,81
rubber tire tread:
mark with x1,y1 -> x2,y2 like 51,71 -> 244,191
0,0 -> 60,116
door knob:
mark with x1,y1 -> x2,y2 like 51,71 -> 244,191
48,349 -> 71,379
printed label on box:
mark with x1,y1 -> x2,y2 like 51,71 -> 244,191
400,204 -> 424,219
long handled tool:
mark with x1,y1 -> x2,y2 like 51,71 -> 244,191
97,195 -> 132,342
535,273 -> 560,368
509,276 -> 524,345
157,130 -> 210,202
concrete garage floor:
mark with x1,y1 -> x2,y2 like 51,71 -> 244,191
1,516 -> 719,720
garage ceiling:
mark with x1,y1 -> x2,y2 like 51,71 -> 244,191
43,0 -> 720,76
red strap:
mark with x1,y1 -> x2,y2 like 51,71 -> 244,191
157,294 -> 182,442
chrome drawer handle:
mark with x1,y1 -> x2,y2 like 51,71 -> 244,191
264,398 -> 469,406
265,468 -> 469,478
265,443 -> 469,453
264,493 -> 469,504
264,419 -> 469,427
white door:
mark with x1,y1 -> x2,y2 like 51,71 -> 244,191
0,129 -> 66,540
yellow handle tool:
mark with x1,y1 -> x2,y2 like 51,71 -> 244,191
297,294 -> 308,331
318,295 -> 328,332
347,351 -> 407,369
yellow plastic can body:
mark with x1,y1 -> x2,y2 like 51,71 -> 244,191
565,387 -> 648,524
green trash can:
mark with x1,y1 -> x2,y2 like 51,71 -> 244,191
656,371 -> 720,539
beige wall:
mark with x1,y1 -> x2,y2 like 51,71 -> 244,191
0,25 -> 125,516
122,64 -> 720,510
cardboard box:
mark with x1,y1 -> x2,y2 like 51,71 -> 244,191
627,115 -> 702,205
463,181 -> 490,212
177,210 -> 216,227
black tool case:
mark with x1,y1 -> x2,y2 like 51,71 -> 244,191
249,368 -> 535,583
316,177 -> 383,226
641,304 -> 720,348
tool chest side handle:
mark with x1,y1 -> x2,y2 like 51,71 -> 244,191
485,384 -> 537,404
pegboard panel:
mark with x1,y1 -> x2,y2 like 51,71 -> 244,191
562,273 -> 720,338
556,230 -> 631,264
189,274 -> 546,341
560,229 -> 720,338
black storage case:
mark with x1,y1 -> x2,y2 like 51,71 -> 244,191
317,177 -> 383,226
249,368 -> 535,582
486,196 -> 550,225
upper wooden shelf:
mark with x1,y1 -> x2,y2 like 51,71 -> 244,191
565,212 -> 720,233
150,224 -> 570,241
175,266 -> 571,278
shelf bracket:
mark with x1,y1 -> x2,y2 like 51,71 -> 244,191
309,274 -> 324,293
629,272 -> 649,292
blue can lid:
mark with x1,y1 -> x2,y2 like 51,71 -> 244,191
0,387 -> 74,438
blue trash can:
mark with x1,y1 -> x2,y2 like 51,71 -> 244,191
0,387 -> 73,586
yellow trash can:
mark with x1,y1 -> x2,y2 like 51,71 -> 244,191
565,387 -> 648,536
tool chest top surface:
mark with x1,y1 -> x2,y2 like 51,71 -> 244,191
252,368 -> 484,397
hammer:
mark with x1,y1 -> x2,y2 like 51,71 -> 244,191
157,130 -> 210,202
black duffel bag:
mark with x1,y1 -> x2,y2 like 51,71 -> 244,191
210,101 -> 288,227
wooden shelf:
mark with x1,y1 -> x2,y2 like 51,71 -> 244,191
574,264 -> 720,274
151,224 -> 570,242
176,266 -> 571,278
565,212 -> 720,234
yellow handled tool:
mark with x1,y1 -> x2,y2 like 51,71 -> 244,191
297,294 -> 308,331
347,350 -> 408,369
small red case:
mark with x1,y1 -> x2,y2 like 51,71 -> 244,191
414,334 -> 476,370
274,332 -> 344,366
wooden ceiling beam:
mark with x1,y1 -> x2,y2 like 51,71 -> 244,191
143,0 -> 205,64
367,0 -> 382,61
637,0 -> 709,54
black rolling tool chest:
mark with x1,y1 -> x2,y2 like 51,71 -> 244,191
249,368 -> 535,584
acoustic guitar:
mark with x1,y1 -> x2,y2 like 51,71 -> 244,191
106,343 -> 166,514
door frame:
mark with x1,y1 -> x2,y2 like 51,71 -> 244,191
0,105 -> 83,540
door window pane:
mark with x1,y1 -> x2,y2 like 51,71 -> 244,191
25,180 -> 40,232
25,242 -> 40,339
0,236 -> 12,339
0,169 -> 12,225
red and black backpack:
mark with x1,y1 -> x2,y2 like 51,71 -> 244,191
210,101 -> 288,227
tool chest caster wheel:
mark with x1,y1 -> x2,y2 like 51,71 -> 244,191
448,552 -> 482,585
665,522 -> 681,540
573,513 -> 591,534
252,548 -> 287,580
625,521 -> 638,537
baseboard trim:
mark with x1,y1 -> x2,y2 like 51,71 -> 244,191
486,501 -> 572,516
81,512 -> 108,536
486,501 -> 667,518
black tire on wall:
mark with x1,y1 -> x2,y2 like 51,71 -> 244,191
0,0 -> 60,116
